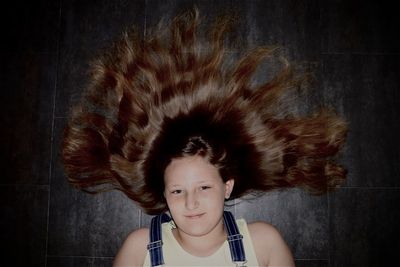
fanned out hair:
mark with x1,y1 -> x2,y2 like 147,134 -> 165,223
62,9 -> 347,215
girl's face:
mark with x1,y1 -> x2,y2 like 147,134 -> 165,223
164,155 -> 234,237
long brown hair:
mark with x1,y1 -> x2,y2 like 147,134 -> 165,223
62,9 -> 347,215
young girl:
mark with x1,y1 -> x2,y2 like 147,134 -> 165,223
62,8 -> 347,267
112,141 -> 296,266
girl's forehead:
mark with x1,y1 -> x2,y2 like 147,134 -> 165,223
164,155 -> 222,184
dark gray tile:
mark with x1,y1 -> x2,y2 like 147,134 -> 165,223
59,0 -> 145,54
321,55 -> 400,187
145,0 -> 322,60
0,51 -> 57,184
48,118 -> 142,257
321,0 -> 399,54
295,259 -> 328,267
146,0 -> 230,20
0,185 -> 48,266
235,189 -> 328,259
2,0 -> 60,53
55,0 -> 146,117
230,0 -> 324,120
232,0 -> 321,60
144,0 -> 245,57
329,188 -> 400,266
140,209 -> 153,228
47,256 -> 113,267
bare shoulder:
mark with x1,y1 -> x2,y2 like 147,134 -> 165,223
113,227 -> 149,267
247,221 -> 284,246
247,222 -> 295,267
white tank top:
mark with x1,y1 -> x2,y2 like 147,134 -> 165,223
143,218 -> 260,266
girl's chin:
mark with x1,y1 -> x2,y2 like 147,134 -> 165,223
178,227 -> 213,238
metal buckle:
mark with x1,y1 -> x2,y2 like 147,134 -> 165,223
235,260 -> 247,267
147,240 -> 163,250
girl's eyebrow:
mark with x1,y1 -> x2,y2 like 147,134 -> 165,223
166,180 -> 213,187
195,180 -> 217,186
166,184 -> 181,188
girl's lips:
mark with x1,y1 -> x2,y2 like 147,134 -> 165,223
185,213 -> 205,219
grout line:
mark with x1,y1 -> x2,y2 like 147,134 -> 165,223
139,208 -> 142,228
46,255 -> 114,259
327,190 -> 331,267
0,184 -> 50,187
321,52 -> 400,56
144,0 -> 147,38
233,198 -> 236,216
319,0 -> 324,59
332,186 -> 400,190
294,258 -> 329,261
45,1 -> 63,266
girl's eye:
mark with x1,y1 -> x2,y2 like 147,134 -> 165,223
200,186 -> 211,191
171,189 -> 182,194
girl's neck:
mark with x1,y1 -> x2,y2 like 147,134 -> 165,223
172,220 -> 227,257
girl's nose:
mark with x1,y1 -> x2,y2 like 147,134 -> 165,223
185,192 -> 199,210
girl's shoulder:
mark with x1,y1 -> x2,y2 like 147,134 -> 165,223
113,227 -> 149,267
247,221 -> 282,254
247,221 -> 281,240
124,227 -> 150,244
246,221 -> 295,267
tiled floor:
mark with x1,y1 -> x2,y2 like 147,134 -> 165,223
1,0 -> 399,266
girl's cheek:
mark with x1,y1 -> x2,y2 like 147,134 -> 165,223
167,195 -> 183,205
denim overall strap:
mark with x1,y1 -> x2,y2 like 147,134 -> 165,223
223,211 -> 247,265
147,213 -> 171,267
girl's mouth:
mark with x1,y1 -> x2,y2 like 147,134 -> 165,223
185,213 -> 205,219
